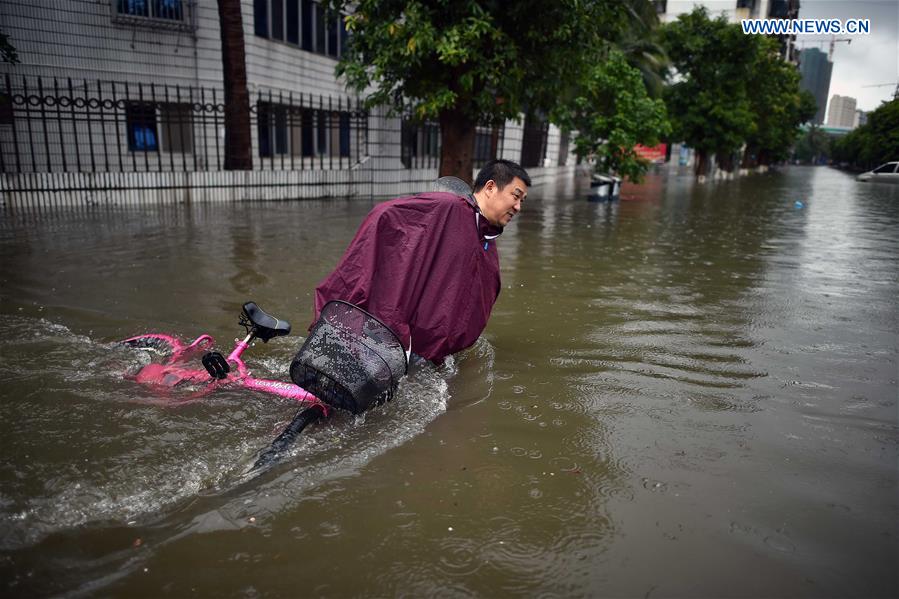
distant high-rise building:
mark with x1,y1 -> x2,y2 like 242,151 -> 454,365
827,95 -> 858,128
799,48 -> 833,124
854,109 -> 868,128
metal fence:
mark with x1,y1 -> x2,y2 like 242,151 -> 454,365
399,116 -> 505,171
0,75 -> 368,174
0,74 -> 523,179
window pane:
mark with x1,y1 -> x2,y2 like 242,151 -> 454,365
315,3 -> 325,54
316,111 -> 327,154
271,0 -> 284,40
254,0 -> 268,37
126,102 -> 159,152
289,107 -> 303,156
301,109 -> 314,156
274,106 -> 288,154
258,102 -> 272,157
339,112 -> 350,157
0,93 -> 13,125
340,16 -> 349,56
286,0 -> 299,44
160,103 -> 193,153
401,119 -> 416,168
301,0 -> 313,51
327,16 -> 338,57
153,0 -> 182,21
118,0 -> 149,17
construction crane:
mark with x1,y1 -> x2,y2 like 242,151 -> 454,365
861,82 -> 899,100
795,36 -> 852,60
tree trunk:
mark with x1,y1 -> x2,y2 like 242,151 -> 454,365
438,108 -> 476,185
694,150 -> 709,177
218,0 -> 252,170
716,150 -> 735,172
741,145 -> 758,169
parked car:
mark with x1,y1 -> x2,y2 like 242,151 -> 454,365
857,162 -> 899,183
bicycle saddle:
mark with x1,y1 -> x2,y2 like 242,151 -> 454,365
242,302 -> 291,342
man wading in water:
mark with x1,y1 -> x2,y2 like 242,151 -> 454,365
313,159 -> 531,363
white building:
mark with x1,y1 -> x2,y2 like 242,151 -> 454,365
826,94 -> 858,128
0,0 -> 574,206
657,0 -> 770,24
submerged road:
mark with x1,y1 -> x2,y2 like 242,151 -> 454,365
0,166 -> 896,596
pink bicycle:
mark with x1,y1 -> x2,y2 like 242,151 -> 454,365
123,301 -> 407,469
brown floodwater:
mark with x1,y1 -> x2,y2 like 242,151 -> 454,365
0,166 -> 896,597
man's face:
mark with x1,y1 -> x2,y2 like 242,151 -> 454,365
481,177 -> 528,226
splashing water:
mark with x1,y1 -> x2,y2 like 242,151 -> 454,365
0,314 -> 456,550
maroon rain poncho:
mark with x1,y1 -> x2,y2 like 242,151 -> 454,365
312,191 -> 503,363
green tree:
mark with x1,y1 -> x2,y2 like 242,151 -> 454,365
832,99 -> 899,169
325,0 -> 649,184
660,8 -> 756,176
615,0 -> 669,98
742,36 -> 816,167
553,50 -> 669,181
793,125 -> 834,164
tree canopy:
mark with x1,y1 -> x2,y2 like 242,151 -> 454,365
660,8 -> 756,174
660,7 -> 812,175
832,99 -> 899,170
552,50 -> 669,181
325,0 -> 666,183
743,36 -> 817,166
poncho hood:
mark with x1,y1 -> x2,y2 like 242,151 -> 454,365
313,191 -> 503,362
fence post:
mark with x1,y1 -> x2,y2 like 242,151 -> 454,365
5,74 -> 22,173
52,78 -> 68,172
96,80 -> 109,171
212,87 -> 221,170
67,78 -> 83,172
81,79 -> 97,173
162,83 -> 175,172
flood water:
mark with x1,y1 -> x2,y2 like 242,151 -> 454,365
0,166 -> 896,597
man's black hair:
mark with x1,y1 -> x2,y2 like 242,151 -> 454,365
473,159 -> 531,192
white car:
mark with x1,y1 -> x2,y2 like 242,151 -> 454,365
857,161 -> 899,182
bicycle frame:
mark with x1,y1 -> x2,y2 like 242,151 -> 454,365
122,331 -> 328,414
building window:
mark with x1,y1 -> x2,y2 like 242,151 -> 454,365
113,0 -> 194,32
160,103 -> 193,153
254,0 -> 268,37
126,102 -> 159,152
0,94 -> 13,125
520,114 -> 548,168
116,0 -> 184,22
259,102 -> 353,159
255,0 -> 347,58
401,119 -> 440,169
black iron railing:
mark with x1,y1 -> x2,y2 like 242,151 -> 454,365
0,75 -> 368,174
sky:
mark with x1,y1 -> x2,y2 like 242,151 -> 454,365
666,0 -> 898,113
801,0 -> 898,113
